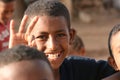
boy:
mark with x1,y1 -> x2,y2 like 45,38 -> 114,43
68,31 -> 86,56
0,45 -> 54,80
108,24 -> 120,71
9,0 -> 115,80
0,0 -> 15,51
102,24 -> 120,80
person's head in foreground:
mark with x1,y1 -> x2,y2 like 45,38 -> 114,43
108,24 -> 120,71
0,0 -> 15,25
0,45 -> 54,80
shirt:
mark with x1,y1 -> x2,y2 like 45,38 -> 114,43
60,56 -> 116,80
0,23 -> 9,51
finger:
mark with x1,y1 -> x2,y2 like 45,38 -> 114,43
19,15 -> 28,33
28,35 -> 37,48
30,40 -> 37,48
26,16 -> 39,34
10,19 -> 15,35
9,20 -> 15,48
28,35 -> 34,44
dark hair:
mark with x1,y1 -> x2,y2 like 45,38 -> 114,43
0,45 -> 50,67
71,35 -> 84,51
108,24 -> 120,58
24,0 -> 36,6
0,0 -> 15,3
25,0 -> 70,29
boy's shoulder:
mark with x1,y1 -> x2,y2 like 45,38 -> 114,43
63,56 -> 115,72
60,56 -> 116,80
64,56 -> 106,65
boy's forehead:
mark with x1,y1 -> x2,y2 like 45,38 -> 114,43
30,16 -> 69,34
0,1 -> 15,9
30,15 -> 68,26
111,31 -> 120,41
111,32 -> 120,49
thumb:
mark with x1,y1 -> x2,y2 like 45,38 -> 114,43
28,35 -> 37,48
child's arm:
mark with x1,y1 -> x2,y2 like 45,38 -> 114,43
9,15 -> 39,48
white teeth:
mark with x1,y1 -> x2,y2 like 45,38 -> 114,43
47,54 -> 60,59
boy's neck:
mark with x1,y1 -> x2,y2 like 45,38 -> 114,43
53,69 -> 60,80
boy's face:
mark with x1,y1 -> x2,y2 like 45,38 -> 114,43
30,16 -> 73,69
0,1 -> 15,24
0,60 -> 54,80
111,31 -> 120,70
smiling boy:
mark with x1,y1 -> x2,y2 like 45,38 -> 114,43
101,24 -> 120,80
9,0 -> 115,80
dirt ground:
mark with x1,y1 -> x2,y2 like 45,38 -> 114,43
71,11 -> 120,61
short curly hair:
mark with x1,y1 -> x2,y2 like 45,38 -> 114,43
0,45 -> 50,67
71,35 -> 84,51
25,0 -> 70,29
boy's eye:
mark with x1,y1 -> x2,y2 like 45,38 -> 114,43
57,33 -> 66,38
35,35 -> 48,40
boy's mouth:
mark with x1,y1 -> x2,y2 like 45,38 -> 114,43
45,51 -> 63,60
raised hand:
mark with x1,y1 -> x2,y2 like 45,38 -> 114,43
9,15 -> 39,48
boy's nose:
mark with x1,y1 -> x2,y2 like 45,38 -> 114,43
6,13 -> 12,19
46,37 -> 58,50
5,11 -> 13,20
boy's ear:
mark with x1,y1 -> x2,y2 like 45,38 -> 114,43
108,56 -> 119,71
69,28 -> 75,45
79,47 -> 86,56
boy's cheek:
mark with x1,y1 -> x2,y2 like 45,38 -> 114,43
35,41 -> 45,51
115,58 -> 120,70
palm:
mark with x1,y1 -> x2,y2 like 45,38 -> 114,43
9,15 -> 39,48
9,32 -> 28,48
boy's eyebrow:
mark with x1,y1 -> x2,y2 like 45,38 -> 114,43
38,29 -> 67,34
55,29 -> 67,33
39,32 -> 48,34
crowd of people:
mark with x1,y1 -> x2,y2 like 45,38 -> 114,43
0,0 -> 120,80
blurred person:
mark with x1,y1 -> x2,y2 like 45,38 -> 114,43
68,29 -> 86,57
113,0 -> 120,10
0,45 -> 54,80
108,24 -> 120,71
102,0 -> 113,11
9,0 -> 116,80
0,0 -> 15,51
113,0 -> 120,16
102,24 -> 120,80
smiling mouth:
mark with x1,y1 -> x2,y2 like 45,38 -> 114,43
46,52 -> 63,60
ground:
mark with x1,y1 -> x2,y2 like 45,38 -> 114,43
71,11 -> 120,60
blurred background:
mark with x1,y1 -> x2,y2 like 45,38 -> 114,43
13,0 -> 120,60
